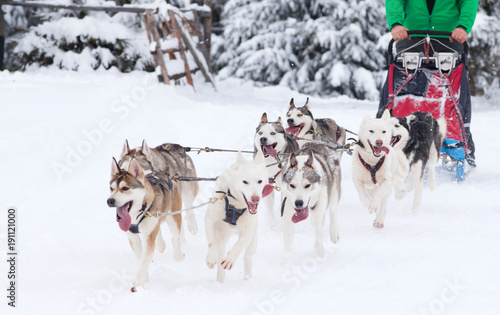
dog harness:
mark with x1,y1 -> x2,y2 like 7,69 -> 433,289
358,154 -> 386,185
215,190 -> 247,225
128,172 -> 173,234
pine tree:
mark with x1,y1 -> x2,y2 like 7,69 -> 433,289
213,0 -> 388,100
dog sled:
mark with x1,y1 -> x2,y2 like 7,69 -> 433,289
378,30 -> 472,181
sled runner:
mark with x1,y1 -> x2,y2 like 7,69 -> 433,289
379,30 -> 471,181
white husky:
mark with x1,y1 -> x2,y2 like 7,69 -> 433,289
281,146 -> 341,257
352,110 -> 401,228
205,152 -> 270,283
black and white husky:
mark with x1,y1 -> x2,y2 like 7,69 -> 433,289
285,98 -> 346,152
280,144 -> 341,257
254,113 -> 299,224
391,111 -> 447,210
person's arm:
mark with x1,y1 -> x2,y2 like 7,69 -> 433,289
386,0 -> 408,41
457,0 -> 479,34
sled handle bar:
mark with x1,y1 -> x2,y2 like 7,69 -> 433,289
387,30 -> 468,65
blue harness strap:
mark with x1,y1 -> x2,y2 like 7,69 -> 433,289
222,197 -> 247,225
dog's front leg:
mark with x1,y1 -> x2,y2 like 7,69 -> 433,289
165,214 -> 185,262
312,203 -> 326,257
127,232 -> 142,259
132,223 -> 159,292
221,218 -> 256,271
264,190 -> 276,227
243,224 -> 258,280
282,199 -> 295,252
354,179 -> 371,209
205,204 -> 221,269
372,181 -> 393,228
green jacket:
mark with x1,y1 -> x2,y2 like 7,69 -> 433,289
386,0 -> 479,35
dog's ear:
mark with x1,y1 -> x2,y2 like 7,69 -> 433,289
303,97 -> 310,110
289,98 -> 295,109
111,157 -> 121,176
276,117 -> 282,125
254,150 -> 265,164
381,109 -> 391,120
260,112 -> 268,124
305,151 -> 314,168
237,151 -> 246,164
142,140 -> 153,160
389,108 -> 394,117
406,114 -> 416,123
120,140 -> 130,159
289,153 -> 298,169
128,158 -> 144,180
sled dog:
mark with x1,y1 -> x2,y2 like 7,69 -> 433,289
392,111 -> 446,210
107,157 -> 184,292
285,98 -> 347,153
254,113 -> 299,224
352,110 -> 399,228
119,140 -> 199,235
205,152 -> 269,283
280,144 -> 341,257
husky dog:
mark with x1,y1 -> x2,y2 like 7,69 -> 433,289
393,111 -> 447,210
119,140 -> 199,235
254,113 -> 299,224
107,158 -> 184,292
285,98 -> 347,152
280,144 -> 341,257
352,110 -> 399,228
205,152 -> 269,283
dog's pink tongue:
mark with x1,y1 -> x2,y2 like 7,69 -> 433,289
262,145 -> 277,157
380,146 -> 390,154
286,125 -> 301,136
117,206 -> 131,232
262,184 -> 274,198
292,206 -> 309,223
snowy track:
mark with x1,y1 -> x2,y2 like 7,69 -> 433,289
1,70 -> 499,315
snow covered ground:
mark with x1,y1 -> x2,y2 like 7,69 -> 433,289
1,69 -> 499,315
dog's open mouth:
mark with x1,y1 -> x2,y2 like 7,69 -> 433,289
261,143 -> 278,157
292,206 -> 309,223
285,123 -> 305,136
390,135 -> 401,147
244,195 -> 259,215
116,201 -> 133,232
369,140 -> 390,157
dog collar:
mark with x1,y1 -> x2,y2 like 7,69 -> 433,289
358,154 -> 386,185
128,200 -> 154,234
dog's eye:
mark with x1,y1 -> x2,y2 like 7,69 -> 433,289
258,180 -> 263,184
304,184 -> 311,189
382,130 -> 386,133
258,132 -> 263,135
290,184 -> 296,189
122,187 -> 129,191
395,125 -> 400,128
297,114 -> 303,117
110,187 -> 113,192
270,132 -> 276,136
287,114 -> 291,118
243,180 -> 249,185
369,130 -> 374,133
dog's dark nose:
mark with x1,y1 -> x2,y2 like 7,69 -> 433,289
287,118 -> 294,125
376,140 -> 383,146
107,198 -> 115,207
295,200 -> 304,208
260,137 -> 268,144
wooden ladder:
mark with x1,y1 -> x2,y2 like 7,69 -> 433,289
143,8 -> 215,90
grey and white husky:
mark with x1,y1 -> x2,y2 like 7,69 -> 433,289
254,113 -> 299,224
280,143 -> 342,257
119,140 -> 199,235
285,98 -> 347,153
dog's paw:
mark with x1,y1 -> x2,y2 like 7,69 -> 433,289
394,188 -> 407,201
173,250 -> 185,262
373,220 -> 384,228
156,238 -> 166,253
314,244 -> 325,258
330,229 -> 340,244
133,272 -> 148,290
186,214 -> 198,235
368,203 -> 378,214
221,254 -> 237,270
206,247 -> 218,269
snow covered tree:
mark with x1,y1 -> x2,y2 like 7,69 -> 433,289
212,0 -> 388,100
